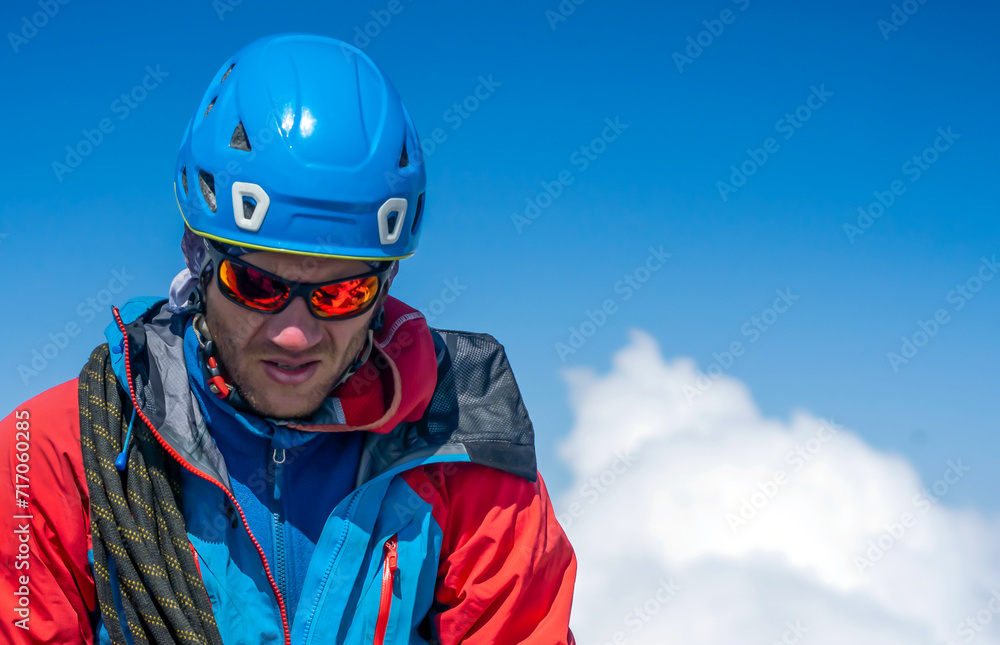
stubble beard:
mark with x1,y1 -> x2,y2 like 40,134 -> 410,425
204,307 -> 370,419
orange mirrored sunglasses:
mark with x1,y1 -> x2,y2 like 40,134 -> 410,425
206,244 -> 389,320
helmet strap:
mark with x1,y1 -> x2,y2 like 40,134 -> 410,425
331,328 -> 374,391
192,313 -> 234,401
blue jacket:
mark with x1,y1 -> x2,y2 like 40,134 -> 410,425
5,294 -> 578,644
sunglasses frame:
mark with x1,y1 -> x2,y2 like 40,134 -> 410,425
204,242 -> 391,320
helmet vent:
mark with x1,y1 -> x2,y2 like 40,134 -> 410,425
230,122 -> 251,151
241,196 -> 257,220
221,63 -> 235,83
198,170 -> 217,212
204,96 -> 217,119
232,182 -> 270,232
411,192 -> 425,233
181,165 -> 188,195
398,141 -> 408,168
377,197 -> 407,245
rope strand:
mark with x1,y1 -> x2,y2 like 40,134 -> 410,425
80,343 -> 224,645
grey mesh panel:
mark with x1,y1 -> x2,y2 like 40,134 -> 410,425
430,332 -> 534,444
131,306 -> 231,491
357,329 -> 538,485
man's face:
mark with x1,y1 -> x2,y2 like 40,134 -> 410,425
203,251 -> 377,419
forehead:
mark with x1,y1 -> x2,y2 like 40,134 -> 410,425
237,250 -> 371,282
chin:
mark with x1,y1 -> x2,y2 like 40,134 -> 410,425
251,395 -> 323,420
243,376 -> 330,420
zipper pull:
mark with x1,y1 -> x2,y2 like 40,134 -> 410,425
373,534 -> 399,645
385,534 -> 398,573
271,448 -> 285,500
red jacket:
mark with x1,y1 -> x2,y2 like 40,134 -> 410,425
0,296 -> 577,643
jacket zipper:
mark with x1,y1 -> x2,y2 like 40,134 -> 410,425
112,307 -> 292,645
301,487 -> 363,640
373,533 -> 398,645
271,448 -> 287,604
116,307 -> 449,645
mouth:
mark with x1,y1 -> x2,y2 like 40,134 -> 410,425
260,359 -> 321,385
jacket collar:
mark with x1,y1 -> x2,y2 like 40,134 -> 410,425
103,296 -> 438,488
103,294 -> 539,488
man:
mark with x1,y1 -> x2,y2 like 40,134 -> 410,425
0,33 -> 577,644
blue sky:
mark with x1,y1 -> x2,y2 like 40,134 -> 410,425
0,0 -> 997,513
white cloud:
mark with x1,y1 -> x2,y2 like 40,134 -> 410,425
559,329 -> 1000,645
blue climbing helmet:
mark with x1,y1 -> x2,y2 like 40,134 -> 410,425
174,33 -> 426,261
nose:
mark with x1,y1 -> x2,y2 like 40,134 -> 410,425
265,296 -> 323,352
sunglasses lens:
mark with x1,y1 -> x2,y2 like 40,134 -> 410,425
219,258 -> 290,311
311,275 -> 380,318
